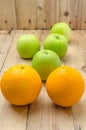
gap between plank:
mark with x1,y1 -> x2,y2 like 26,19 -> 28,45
0,30 -> 16,74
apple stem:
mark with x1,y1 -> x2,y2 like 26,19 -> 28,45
45,51 -> 48,55
54,35 -> 60,39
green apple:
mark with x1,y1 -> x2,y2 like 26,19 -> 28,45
32,50 -> 61,81
50,22 -> 71,41
17,34 -> 40,58
44,34 -> 68,58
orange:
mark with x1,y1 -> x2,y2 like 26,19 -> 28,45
46,66 -> 85,107
1,64 -> 42,105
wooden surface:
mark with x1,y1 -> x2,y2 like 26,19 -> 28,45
0,0 -> 86,30
0,30 -> 86,130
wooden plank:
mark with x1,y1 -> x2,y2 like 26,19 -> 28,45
49,0 -> 59,29
0,30 -> 28,130
37,0 -> 60,29
72,94 -> 86,130
40,30 -> 49,49
59,0 -> 82,29
0,31 -> 4,40
80,30 -> 86,50
0,0 -> 17,30
55,0 -> 60,23
66,31 -> 86,130
72,0 -> 82,30
37,0 -> 47,29
0,30 -> 10,35
63,30 -> 86,130
81,0 -> 86,29
0,92 -> 28,130
79,30 -> 86,78
37,0 -> 58,29
59,0 -> 67,22
15,0 -> 37,29
0,30 -> 16,72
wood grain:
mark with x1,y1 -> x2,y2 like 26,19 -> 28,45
0,30 -> 16,72
15,0 -> 37,29
63,30 -> 86,130
0,30 -> 86,130
49,0 -> 59,29
37,0 -> 47,29
0,30 -> 28,130
63,31 -> 84,68
0,0 -> 17,30
59,0 -> 82,29
79,30 -> 86,78
81,0 -> 86,29
0,0 -> 86,29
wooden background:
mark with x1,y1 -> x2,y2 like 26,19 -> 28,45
0,0 -> 86,30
